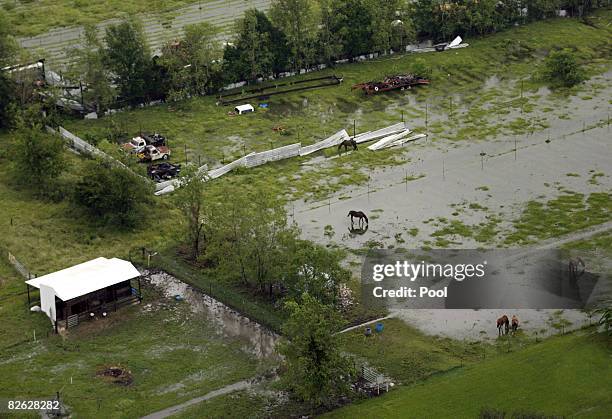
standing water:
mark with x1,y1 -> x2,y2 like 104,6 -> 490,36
144,271 -> 280,360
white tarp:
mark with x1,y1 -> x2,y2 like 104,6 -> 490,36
354,122 -> 408,144
26,257 -> 140,302
367,129 -> 412,150
299,129 -> 349,156
40,283 -> 57,322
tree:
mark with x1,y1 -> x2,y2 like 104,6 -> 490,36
542,49 -> 584,87
279,293 -> 354,407
284,240 -> 350,307
160,22 -> 221,101
103,19 -> 153,105
208,188 -> 298,297
67,24 -> 114,113
316,0 -> 343,65
270,0 -> 317,71
73,160 -> 151,228
13,126 -> 65,196
593,301 -> 611,335
0,9 -> 18,127
330,0 -> 374,58
223,9 -> 277,82
174,166 -> 209,260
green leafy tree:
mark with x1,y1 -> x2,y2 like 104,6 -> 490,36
208,189 -> 298,297
73,160 -> 151,228
13,126 -> 65,196
174,166 -> 210,260
0,9 -> 18,127
593,302 -> 611,335
270,0 -> 317,70
542,49 -> 584,87
103,19 -> 153,105
330,0 -> 373,58
279,293 -> 354,407
317,0 -> 343,65
160,22 -> 221,101
66,24 -> 114,113
223,9 -> 278,82
284,241 -> 350,307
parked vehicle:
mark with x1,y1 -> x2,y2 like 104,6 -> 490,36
147,163 -> 181,182
123,132 -> 166,153
138,145 -> 170,162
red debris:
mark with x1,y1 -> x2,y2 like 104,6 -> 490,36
352,74 -> 429,95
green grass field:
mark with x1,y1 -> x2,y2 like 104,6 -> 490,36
326,331 -> 612,419
1,0 -> 208,37
0,260 -> 259,419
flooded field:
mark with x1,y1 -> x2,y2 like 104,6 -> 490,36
292,73 -> 612,250
145,271 -> 279,360
291,72 -> 611,342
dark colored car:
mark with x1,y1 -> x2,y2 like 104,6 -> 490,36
142,133 -> 166,147
147,162 -> 181,182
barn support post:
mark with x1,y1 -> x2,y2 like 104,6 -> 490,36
138,278 -> 142,302
26,283 -> 31,307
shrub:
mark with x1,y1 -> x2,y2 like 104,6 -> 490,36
542,49 -> 584,87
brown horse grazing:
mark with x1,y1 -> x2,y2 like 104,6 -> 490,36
497,315 -> 509,336
511,315 -> 519,332
348,210 -> 368,225
338,139 -> 358,152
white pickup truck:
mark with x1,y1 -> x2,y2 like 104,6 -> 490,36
137,145 -> 171,162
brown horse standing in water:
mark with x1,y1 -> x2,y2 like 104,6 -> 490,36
497,315 -> 509,336
348,210 -> 368,225
511,315 -> 519,332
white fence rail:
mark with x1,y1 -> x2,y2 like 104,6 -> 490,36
243,143 -> 302,168
299,129 -> 349,156
354,122 -> 408,144
207,153 -> 253,179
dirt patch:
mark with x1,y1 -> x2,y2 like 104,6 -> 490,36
96,365 -> 134,386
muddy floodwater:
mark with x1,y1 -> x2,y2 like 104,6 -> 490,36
290,73 -> 611,341
145,271 -> 279,360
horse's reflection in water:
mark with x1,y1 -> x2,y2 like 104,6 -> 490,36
348,224 -> 369,236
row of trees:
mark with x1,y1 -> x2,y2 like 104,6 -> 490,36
1,0 -> 602,119
175,168 -> 354,407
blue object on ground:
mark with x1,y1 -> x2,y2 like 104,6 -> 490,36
259,103 -> 269,108
375,322 -> 384,333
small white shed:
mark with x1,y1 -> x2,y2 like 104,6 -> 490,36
25,257 -> 141,330
234,104 -> 254,114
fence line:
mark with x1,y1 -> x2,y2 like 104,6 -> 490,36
7,250 -> 33,279
299,129 -> 349,156
47,125 -> 151,184
243,143 -> 302,168
354,122 -> 408,144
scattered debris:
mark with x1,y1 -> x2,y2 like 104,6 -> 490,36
353,74 -> 429,95
96,365 -> 134,386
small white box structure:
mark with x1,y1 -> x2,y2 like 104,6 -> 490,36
234,104 -> 255,114
25,257 -> 141,330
